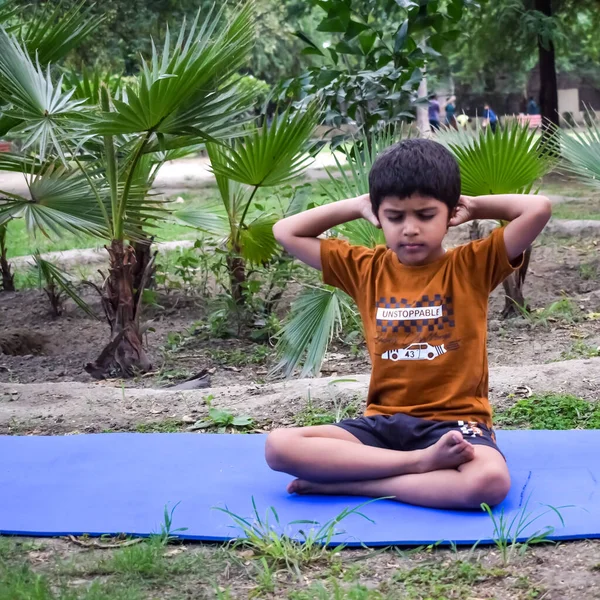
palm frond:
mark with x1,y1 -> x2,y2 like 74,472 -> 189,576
559,118 -> 600,190
91,4 -> 254,136
63,65 -> 121,105
171,204 -> 229,238
0,0 -> 19,28
32,252 -> 98,319
17,0 -> 102,66
321,130 -> 401,247
271,286 -> 355,378
0,164 -> 110,237
444,122 -> 556,196
238,217 -> 279,265
209,103 -> 321,188
0,27 -> 86,159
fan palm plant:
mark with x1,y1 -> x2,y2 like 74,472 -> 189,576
558,115 -> 600,193
0,0 -> 103,291
174,103 -> 321,308
442,122 -> 557,317
0,3 -> 257,378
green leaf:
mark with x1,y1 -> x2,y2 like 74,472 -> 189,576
271,286 -> 355,378
358,30 -> 377,55
559,116 -> 600,191
238,218 -> 279,265
91,4 -> 254,136
317,17 -> 347,33
439,122 -> 556,196
17,0 -> 102,66
0,27 -> 86,159
394,20 -> 409,53
209,408 -> 232,425
32,253 -> 98,319
209,103 -> 320,188
344,20 -> 369,40
232,415 -> 254,427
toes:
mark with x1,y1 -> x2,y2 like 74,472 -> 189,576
446,431 -> 463,445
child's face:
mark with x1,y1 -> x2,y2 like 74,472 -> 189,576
378,194 -> 450,266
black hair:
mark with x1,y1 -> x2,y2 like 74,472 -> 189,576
368,138 -> 461,215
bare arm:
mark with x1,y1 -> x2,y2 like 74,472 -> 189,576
272,193 -> 379,270
450,194 -> 552,261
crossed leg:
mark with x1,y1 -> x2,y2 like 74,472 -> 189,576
265,425 -> 510,510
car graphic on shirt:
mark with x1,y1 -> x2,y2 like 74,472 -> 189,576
382,343 -> 447,361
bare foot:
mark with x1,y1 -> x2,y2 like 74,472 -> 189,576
416,430 -> 474,473
287,478 -> 334,495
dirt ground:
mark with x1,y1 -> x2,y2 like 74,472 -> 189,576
1,226 -> 600,599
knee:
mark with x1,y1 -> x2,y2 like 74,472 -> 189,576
265,428 -> 298,472
464,467 -> 511,509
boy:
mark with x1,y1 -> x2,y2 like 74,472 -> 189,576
266,139 -> 551,509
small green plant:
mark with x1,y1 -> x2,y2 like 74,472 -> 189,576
393,559 -> 507,598
99,503 -> 187,577
157,501 -> 189,543
295,393 -> 359,427
31,253 -> 97,319
215,497 -> 383,577
481,497 -> 567,565
495,393 -> 600,429
134,420 -> 184,433
208,346 -> 270,367
173,248 -> 200,290
513,297 -> 580,328
560,340 -> 600,360
190,396 -> 254,433
579,263 -> 598,280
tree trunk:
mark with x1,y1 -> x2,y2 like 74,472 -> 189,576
132,237 -> 155,295
227,252 -> 247,306
416,76 -> 431,138
502,246 -> 532,318
535,0 -> 559,132
85,240 -> 151,379
0,223 -> 15,292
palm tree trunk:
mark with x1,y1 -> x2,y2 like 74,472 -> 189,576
501,246 -> 532,318
132,237 -> 155,294
0,223 -> 15,292
227,252 -> 246,306
85,240 -> 151,379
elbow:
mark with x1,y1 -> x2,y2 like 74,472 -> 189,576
272,220 -> 286,244
537,195 -> 552,223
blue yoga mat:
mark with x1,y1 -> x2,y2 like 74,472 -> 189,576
0,431 -> 598,546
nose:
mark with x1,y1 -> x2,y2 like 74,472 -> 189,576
401,217 -> 420,237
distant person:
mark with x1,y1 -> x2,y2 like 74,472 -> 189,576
445,96 -> 458,130
483,103 -> 498,134
527,97 -> 540,115
429,94 -> 441,131
456,112 -> 470,130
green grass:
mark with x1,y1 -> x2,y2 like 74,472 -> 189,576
559,340 -> 600,360
495,393 -> 600,429
208,346 -> 271,367
551,200 -> 600,221
294,396 -> 360,427
133,420 -> 184,433
579,262 -> 599,280
288,560 -> 511,599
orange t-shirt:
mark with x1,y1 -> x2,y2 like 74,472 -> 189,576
320,226 -> 522,427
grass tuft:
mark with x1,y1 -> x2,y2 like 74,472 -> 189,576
495,393 -> 600,429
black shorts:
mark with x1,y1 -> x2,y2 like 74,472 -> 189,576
335,413 -> 502,457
